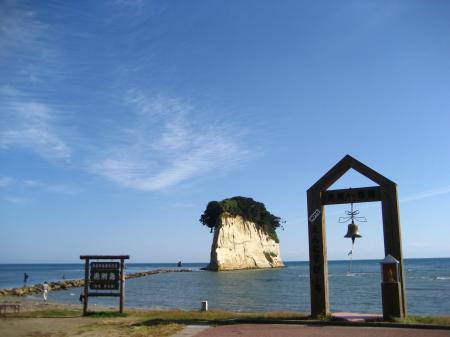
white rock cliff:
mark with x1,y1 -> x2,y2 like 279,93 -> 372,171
205,213 -> 284,271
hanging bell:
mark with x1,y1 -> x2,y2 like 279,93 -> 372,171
344,220 -> 362,244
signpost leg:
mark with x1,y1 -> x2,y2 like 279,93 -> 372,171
83,259 -> 89,316
119,258 -> 125,313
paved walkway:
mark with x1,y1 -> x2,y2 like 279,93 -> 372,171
332,312 -> 382,322
172,325 -> 210,337
191,324 -> 450,337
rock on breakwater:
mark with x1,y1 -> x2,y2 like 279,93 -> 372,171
0,269 -> 192,297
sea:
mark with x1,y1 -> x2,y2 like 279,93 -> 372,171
1,258 -> 449,315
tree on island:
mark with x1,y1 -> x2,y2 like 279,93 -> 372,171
199,196 -> 284,242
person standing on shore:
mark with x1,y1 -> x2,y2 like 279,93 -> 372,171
23,273 -> 29,287
43,281 -> 49,302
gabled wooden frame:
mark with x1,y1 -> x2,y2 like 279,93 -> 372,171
307,155 -> 406,318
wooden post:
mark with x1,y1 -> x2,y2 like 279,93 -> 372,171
381,282 -> 402,320
307,190 -> 329,317
83,258 -> 89,316
381,184 -> 406,318
119,258 -> 125,313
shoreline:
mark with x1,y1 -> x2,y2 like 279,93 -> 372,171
0,268 -> 192,297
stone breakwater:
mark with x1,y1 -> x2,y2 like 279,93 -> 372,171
0,269 -> 192,297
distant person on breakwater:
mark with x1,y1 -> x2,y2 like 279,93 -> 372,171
43,281 -> 49,302
23,273 -> 29,287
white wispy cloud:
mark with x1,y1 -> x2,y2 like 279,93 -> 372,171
400,186 -> 450,203
89,90 -> 252,191
1,84 -> 253,194
1,196 -> 28,205
114,0 -> 146,9
0,2 -> 71,161
111,0 -> 165,18
0,93 -> 72,160
0,2 -> 62,87
23,180 -> 81,194
1,3 -> 256,193
0,176 -> 14,188
0,2 -> 46,59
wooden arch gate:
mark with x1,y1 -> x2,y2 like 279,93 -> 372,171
307,155 -> 406,318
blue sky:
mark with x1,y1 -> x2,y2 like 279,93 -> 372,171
1,0 -> 450,263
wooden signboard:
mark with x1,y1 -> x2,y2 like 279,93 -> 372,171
90,262 -> 120,290
80,255 -> 129,315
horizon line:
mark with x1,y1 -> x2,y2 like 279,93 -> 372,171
1,256 -> 449,264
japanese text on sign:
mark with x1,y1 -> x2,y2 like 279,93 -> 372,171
90,262 -> 120,290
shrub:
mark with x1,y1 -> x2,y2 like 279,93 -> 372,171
199,196 -> 284,242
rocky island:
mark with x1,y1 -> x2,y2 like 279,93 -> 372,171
200,196 -> 284,271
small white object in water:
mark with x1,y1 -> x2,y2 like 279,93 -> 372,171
70,293 -> 75,296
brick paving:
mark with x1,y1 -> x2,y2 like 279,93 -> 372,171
193,324 -> 450,337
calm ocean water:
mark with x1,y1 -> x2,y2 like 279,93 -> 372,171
1,259 -> 449,315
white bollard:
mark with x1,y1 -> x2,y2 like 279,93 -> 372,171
201,300 -> 208,311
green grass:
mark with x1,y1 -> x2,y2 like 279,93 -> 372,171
9,306 -> 308,322
134,309 -> 309,326
8,306 -> 450,328
17,308 -> 82,318
85,311 -> 128,318
394,315 -> 450,326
